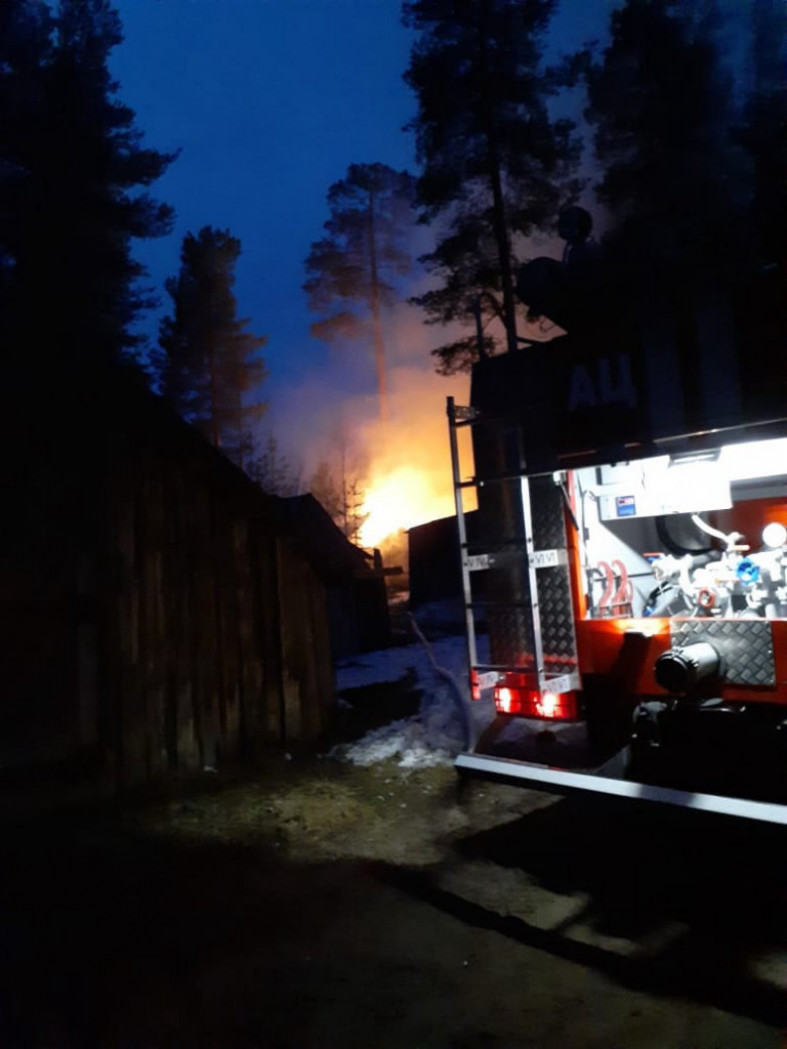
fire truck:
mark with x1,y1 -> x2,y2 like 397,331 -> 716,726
448,226 -> 787,823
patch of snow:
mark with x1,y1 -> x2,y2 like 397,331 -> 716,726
333,634 -> 495,769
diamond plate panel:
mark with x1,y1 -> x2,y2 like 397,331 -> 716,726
529,475 -> 579,678
670,619 -> 776,687
488,608 -> 535,667
470,430 -> 580,677
536,566 -> 578,674
530,475 -> 568,551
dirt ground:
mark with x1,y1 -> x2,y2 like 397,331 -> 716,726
0,751 -> 786,1048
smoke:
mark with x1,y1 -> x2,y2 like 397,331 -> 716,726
265,303 -> 474,537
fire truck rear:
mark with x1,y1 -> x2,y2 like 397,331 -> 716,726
449,223 -> 787,823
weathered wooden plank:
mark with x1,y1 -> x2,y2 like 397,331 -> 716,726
10,381 -> 342,791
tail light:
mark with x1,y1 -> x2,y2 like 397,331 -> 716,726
471,669 -> 481,701
470,668 -> 499,701
493,675 -> 577,720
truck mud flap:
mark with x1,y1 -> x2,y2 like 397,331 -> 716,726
455,751 -> 787,826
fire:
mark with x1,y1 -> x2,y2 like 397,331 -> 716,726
358,466 -> 454,549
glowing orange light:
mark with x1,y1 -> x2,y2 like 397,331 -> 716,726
358,466 -> 456,548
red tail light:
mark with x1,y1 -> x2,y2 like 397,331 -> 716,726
493,682 -> 577,720
537,692 -> 560,718
496,686 -> 516,713
471,669 -> 481,701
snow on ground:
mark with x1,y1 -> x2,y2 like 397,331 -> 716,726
336,635 -> 470,691
333,633 -> 495,770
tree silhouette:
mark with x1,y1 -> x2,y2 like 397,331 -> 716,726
737,0 -> 786,275
308,459 -> 368,544
1,0 -> 176,379
578,1 -> 785,424
403,0 -> 581,373
304,162 -> 417,421
584,0 -> 749,279
245,431 -> 302,496
0,1 -> 51,314
158,226 -> 268,465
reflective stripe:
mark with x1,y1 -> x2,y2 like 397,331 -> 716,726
541,672 -> 579,695
474,670 -> 499,690
531,549 -> 567,569
466,554 -> 491,571
455,752 -> 787,826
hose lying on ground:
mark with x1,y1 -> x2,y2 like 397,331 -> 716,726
408,613 -> 476,752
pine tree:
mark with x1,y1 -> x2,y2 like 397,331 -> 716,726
1,0 -> 176,378
246,432 -> 302,496
403,0 -> 582,373
0,1 -> 52,315
308,459 -> 368,543
583,0 -> 749,280
304,162 -> 417,421
580,2 -> 784,422
158,226 -> 268,464
343,477 -> 369,546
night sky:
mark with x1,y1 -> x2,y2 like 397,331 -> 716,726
110,2 -> 416,411
108,0 -> 608,477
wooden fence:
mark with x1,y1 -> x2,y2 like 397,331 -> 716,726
2,376 -> 335,790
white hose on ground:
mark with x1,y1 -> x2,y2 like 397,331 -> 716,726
408,614 -> 476,752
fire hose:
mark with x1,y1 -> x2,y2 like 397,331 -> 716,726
409,613 -> 475,750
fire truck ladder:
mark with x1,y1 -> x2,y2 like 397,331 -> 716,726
447,397 -> 580,699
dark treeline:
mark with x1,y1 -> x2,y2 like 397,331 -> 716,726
405,0 -> 783,373
0,0 -> 181,572
403,0 -> 582,372
2,0 -> 782,485
582,2 -> 781,290
0,0 -> 175,389
1,1 -> 275,490
304,0 -> 784,379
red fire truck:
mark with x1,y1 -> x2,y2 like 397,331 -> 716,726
448,245 -> 787,823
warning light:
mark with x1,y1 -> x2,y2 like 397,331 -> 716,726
537,692 -> 558,718
493,677 -> 578,720
496,687 -> 515,713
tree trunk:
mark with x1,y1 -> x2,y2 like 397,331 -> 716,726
478,0 -> 518,356
367,186 -> 388,423
209,347 -> 220,449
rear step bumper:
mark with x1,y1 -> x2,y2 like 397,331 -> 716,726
455,752 -> 787,825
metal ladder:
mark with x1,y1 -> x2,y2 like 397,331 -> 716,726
447,396 -> 581,696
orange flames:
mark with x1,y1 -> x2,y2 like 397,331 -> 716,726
284,337 -> 477,552
355,369 -> 477,550
358,465 -> 454,549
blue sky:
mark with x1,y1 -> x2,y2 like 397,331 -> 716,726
111,0 -> 418,402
